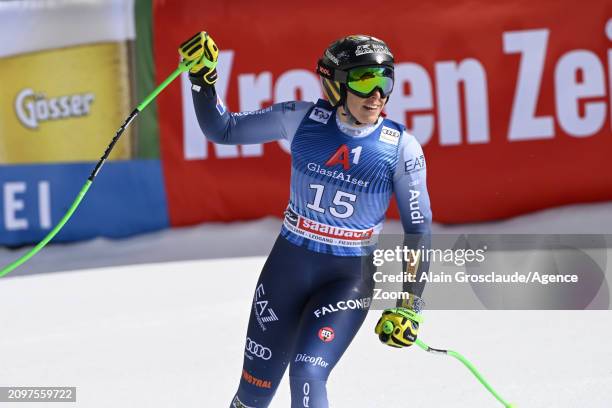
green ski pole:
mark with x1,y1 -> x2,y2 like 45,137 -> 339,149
414,338 -> 516,407
0,58 -> 210,278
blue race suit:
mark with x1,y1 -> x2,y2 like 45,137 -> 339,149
189,78 -> 432,408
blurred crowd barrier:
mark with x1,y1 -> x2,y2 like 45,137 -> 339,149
0,0 -> 610,246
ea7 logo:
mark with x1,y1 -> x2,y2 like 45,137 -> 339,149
309,107 -> 331,124
405,154 -> 426,173
253,284 -> 279,331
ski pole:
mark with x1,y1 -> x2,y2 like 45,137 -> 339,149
414,338 -> 515,407
0,58 -> 207,278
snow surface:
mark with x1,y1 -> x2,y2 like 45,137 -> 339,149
1,201 -> 612,407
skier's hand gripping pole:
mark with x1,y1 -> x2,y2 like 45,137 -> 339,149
0,56 -> 209,278
375,307 -> 422,348
178,31 -> 219,85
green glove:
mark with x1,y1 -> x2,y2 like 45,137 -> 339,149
178,31 -> 219,85
375,306 -> 423,348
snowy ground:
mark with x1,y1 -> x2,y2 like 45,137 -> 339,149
1,201 -> 612,407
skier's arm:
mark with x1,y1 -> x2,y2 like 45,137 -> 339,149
190,82 -> 312,145
392,131 -> 432,310
178,31 -> 312,145
375,132 -> 431,349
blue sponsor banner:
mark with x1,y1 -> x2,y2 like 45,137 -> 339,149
0,160 -> 168,246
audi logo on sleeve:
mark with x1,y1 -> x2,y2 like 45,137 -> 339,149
245,337 -> 272,360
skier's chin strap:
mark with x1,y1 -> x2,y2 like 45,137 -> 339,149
341,101 -> 363,126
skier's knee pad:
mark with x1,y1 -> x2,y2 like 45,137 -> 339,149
289,365 -> 328,383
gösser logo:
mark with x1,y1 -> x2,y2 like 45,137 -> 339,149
318,326 -> 335,343
245,337 -> 272,361
15,88 -> 95,129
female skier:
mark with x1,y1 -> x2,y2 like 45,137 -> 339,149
179,33 -> 432,408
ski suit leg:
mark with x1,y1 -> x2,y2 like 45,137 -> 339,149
288,260 -> 375,408
230,236 -> 317,408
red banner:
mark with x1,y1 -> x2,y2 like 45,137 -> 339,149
153,0 -> 612,226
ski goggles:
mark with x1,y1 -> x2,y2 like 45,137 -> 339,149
346,66 -> 394,98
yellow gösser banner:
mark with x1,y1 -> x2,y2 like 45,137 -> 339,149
0,42 -> 132,164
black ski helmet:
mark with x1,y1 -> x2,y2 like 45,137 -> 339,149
317,34 -> 394,107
